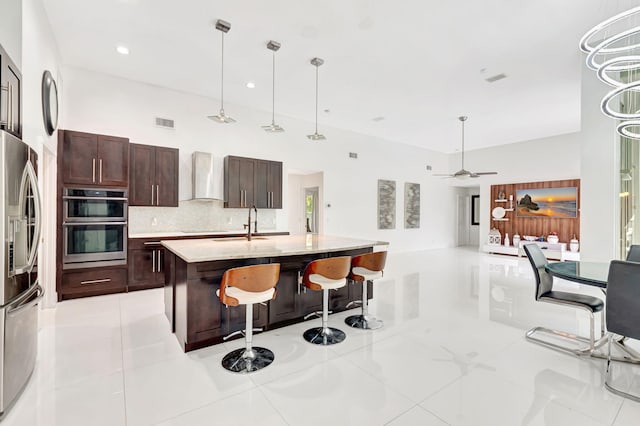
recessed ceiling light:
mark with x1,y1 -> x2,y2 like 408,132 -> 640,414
372,116 -> 385,122
116,45 -> 130,55
246,81 -> 256,89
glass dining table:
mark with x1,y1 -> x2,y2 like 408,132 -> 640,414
545,260 -> 640,363
544,261 -> 609,289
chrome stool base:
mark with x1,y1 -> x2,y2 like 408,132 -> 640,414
303,327 -> 346,345
221,347 -> 274,373
345,314 -> 383,330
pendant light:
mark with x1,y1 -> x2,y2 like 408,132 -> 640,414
208,19 -> 235,123
262,40 -> 284,132
307,57 -> 325,140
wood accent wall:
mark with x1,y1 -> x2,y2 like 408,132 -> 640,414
490,179 -> 580,244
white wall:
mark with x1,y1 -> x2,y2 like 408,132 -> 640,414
578,63 -> 619,262
61,67 -> 456,252
22,0 -> 63,307
449,132 -> 581,248
0,0 -> 22,67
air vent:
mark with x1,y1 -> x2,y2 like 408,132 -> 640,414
485,73 -> 507,83
349,152 -> 358,159
155,117 -> 175,129
426,165 -> 432,171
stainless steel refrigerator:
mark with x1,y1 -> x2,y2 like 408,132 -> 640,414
0,129 -> 42,417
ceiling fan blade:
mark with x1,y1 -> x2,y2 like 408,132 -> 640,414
432,173 -> 454,177
472,172 -> 498,176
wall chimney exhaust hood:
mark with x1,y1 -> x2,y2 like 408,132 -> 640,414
192,151 -> 224,200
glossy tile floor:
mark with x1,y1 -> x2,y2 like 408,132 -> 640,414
4,247 -> 640,425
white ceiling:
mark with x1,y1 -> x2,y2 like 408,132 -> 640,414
42,0 -> 635,153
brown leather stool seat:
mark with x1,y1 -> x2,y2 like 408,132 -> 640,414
302,256 -> 351,345
217,263 -> 280,373
345,251 -> 387,330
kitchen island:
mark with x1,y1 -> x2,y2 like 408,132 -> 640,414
162,234 -> 386,352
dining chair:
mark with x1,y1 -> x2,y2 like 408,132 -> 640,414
625,245 -> 640,262
523,244 -> 605,356
604,260 -> 640,401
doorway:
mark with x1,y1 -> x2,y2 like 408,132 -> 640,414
287,170 -> 323,235
305,187 -> 319,233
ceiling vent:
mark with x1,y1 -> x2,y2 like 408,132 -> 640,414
155,117 -> 175,129
485,73 -> 507,83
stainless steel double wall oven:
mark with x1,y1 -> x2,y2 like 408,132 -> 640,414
62,188 -> 128,269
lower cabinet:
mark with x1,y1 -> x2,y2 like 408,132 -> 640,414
128,240 -> 165,291
170,248 -> 373,352
60,267 -> 127,300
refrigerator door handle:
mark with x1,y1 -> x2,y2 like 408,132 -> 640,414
20,161 -> 42,272
7,284 -> 44,317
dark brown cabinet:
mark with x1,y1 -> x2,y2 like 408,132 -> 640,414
0,43 -> 21,139
128,239 -> 165,291
224,156 -> 282,209
130,143 -> 179,207
60,266 -> 127,300
61,130 -> 129,187
255,160 -> 282,209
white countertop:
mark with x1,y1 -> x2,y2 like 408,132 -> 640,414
161,234 -> 388,263
129,230 -> 285,239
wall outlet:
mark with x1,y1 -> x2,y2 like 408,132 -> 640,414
151,217 -> 158,226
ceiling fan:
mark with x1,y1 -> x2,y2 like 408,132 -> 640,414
434,116 -> 498,179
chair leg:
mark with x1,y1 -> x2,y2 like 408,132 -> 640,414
525,306 -> 597,356
303,289 -> 346,345
345,280 -> 383,330
221,304 -> 274,373
605,334 -> 640,401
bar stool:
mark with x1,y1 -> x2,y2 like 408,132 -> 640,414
217,263 -> 280,373
302,256 -> 351,345
345,251 -> 387,330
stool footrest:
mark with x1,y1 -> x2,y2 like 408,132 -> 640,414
223,327 -> 264,341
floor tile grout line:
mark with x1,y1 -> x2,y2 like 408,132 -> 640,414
381,402 -> 421,425
119,295 -> 129,426
256,383 -> 293,426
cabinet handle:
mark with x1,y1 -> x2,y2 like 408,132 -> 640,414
143,241 -> 162,246
99,159 -> 103,183
92,158 -> 96,182
156,185 -> 159,205
80,278 -> 111,286
157,249 -> 162,272
151,185 -> 155,205
152,249 -> 156,273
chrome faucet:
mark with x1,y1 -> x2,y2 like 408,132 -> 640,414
244,205 -> 258,241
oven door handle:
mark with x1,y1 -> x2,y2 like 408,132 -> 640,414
63,221 -> 127,226
62,196 -> 128,201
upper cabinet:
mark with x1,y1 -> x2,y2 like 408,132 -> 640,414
130,143 -> 179,207
224,156 -> 282,209
0,43 -> 21,139
60,130 -> 129,187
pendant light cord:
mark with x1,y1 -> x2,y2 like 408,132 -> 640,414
272,51 -> 276,124
461,118 -> 465,169
220,32 -> 225,112
315,65 -> 319,134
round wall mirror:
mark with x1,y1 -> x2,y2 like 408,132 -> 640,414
41,70 -> 58,135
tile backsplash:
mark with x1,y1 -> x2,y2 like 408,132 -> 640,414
129,200 -> 277,234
